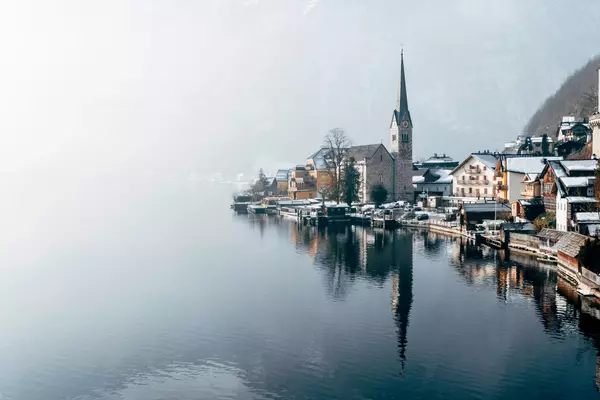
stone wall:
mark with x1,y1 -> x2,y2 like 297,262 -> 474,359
363,146 -> 395,202
394,157 -> 413,201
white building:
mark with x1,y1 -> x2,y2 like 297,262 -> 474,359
450,152 -> 500,200
412,168 -> 453,202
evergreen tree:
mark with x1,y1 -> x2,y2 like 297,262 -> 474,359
341,157 -> 361,206
370,184 -> 388,207
541,134 -> 550,156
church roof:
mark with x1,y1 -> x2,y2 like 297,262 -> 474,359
393,51 -> 412,126
346,144 -> 384,161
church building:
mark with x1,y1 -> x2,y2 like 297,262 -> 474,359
389,51 -> 414,201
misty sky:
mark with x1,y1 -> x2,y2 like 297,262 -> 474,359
2,0 -> 600,179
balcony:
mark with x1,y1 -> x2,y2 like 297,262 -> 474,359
497,184 -> 507,191
460,179 -> 490,186
466,167 -> 481,174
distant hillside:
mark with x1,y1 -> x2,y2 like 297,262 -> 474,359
524,55 -> 600,137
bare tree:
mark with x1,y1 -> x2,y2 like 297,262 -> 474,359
323,128 -> 351,203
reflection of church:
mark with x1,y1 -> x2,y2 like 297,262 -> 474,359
390,230 -> 414,373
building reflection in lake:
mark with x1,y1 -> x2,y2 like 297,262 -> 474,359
290,224 -> 414,373
288,221 -> 600,390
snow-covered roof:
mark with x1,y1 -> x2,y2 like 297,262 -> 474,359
275,169 -> 290,181
588,224 -> 600,236
575,212 -> 600,222
432,168 -> 453,183
566,196 -> 598,204
530,136 -> 554,143
472,153 -> 499,169
505,156 -> 561,174
412,176 -> 425,184
522,173 -> 539,183
561,160 -> 597,173
559,176 -> 593,188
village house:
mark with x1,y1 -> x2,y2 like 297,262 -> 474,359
539,159 -> 598,232
287,165 -> 318,200
460,202 -> 512,231
502,135 -> 554,155
412,168 -> 453,203
536,228 -> 567,255
450,152 -> 501,200
574,212 -> 600,236
496,155 -> 562,204
591,68 -> 600,158
555,231 -> 589,284
275,169 -> 291,194
413,153 -> 459,169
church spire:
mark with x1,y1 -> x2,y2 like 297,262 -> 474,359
395,49 -> 411,125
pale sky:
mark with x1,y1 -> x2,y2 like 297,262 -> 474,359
1,0 -> 600,179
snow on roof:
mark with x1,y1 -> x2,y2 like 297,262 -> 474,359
412,176 -> 425,184
530,136 -> 554,143
559,176 -> 593,188
505,156 -> 561,174
575,212 -> 600,222
471,153 -> 498,169
566,196 -> 598,203
561,159 -> 597,173
462,203 -> 511,213
522,173 -> 539,183
588,224 -> 600,236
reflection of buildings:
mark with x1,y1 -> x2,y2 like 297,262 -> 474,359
446,231 -> 600,392
288,223 -> 415,373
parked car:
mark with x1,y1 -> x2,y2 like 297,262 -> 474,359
401,212 -> 416,220
444,213 -> 457,222
417,213 -> 429,221
413,206 -> 422,212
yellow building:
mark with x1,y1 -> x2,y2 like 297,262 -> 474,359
288,166 -> 317,200
275,169 -> 291,195
288,148 -> 336,200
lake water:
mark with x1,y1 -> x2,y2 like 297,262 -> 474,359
1,182 -> 600,399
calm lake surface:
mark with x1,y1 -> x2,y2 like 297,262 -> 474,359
2,182 -> 600,399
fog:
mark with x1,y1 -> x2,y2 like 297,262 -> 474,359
2,1 -> 600,187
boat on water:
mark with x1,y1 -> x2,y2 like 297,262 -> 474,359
276,200 -> 314,220
230,195 -> 254,213
308,204 -> 350,225
248,197 -> 290,215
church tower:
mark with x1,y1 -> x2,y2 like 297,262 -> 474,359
390,50 -> 413,201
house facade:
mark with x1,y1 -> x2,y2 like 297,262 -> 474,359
412,168 -> 453,202
591,68 -> 600,158
539,159 -> 598,231
450,152 -> 500,200
496,156 -> 562,203
275,169 -> 291,194
414,153 -> 459,169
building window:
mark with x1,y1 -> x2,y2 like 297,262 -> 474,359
380,153 -> 383,162
392,134 -> 397,142
483,166 -> 487,171
401,133 -> 409,143
469,188 -> 472,194
484,188 -> 488,194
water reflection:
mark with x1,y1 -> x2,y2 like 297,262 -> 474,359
287,220 -> 600,391
290,224 -> 416,373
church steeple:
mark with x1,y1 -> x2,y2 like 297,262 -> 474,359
395,49 -> 412,125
